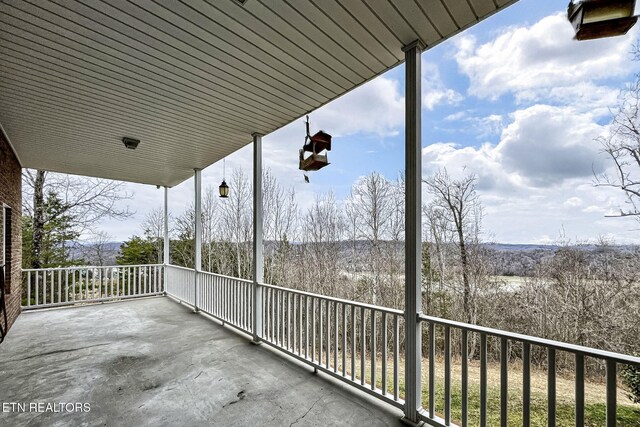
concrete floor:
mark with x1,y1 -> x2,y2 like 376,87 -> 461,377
0,297 -> 403,427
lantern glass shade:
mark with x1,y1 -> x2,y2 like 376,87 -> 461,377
219,180 -> 229,198
568,0 -> 637,40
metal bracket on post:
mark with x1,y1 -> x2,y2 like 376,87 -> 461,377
252,133 -> 264,344
194,168 -> 202,313
401,39 -> 425,427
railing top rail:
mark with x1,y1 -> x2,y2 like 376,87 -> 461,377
420,314 -> 640,366
22,264 -> 164,272
198,269 -> 253,284
165,264 -> 196,273
260,282 -> 404,316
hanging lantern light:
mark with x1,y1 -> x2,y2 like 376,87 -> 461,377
568,0 -> 638,40
219,159 -> 229,198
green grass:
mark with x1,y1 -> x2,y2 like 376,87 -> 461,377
352,356 -> 640,426
425,381 -> 640,426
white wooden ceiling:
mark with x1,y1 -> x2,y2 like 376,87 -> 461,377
0,0 -> 517,187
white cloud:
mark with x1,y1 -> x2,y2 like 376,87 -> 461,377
455,13 -> 638,108
564,197 -> 583,208
422,61 -> 464,110
424,104 -> 607,189
313,76 -> 404,138
422,102 -> 640,244
496,105 -> 607,187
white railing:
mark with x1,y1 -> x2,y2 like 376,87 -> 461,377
165,264 -> 196,305
22,264 -> 164,309
260,283 -> 405,409
165,266 -> 253,334
418,315 -> 640,427
23,263 -> 640,425
198,270 -> 253,333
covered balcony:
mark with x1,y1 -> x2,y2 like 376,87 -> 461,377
1,1 -> 640,426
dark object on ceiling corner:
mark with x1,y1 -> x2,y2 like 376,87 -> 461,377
568,0 -> 638,40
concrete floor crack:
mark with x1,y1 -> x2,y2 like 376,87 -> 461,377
289,394 -> 325,427
9,343 -> 110,361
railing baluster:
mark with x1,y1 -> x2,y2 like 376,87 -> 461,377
382,312 -> 387,395
429,321 -> 435,419
293,293 -> 297,352
575,353 -> 584,427
57,269 -> 61,303
27,272 -> 31,307
523,342 -> 531,427
299,294 -> 303,355
606,359 -> 616,427
278,290 -> 282,345
360,306 -> 365,386
312,298 -> 316,362
334,301 -> 338,373
326,299 -> 330,369
263,288 -> 273,342
445,325 -> 451,425
65,269 -> 69,303
305,296 -> 309,360
548,347 -> 556,427
480,333 -> 487,427
287,292 -> 291,350
342,303 -> 347,376
43,270 -> 47,304
371,310 -> 376,391
394,314 -> 399,401
35,271 -> 39,306
281,290 -> 286,346
500,337 -> 508,427
320,299 -> 324,365
351,305 -> 356,381
461,329 -> 468,427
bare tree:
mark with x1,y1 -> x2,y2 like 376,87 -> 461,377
424,169 -> 480,324
596,78 -> 640,220
83,231 -> 116,266
301,192 -> 346,296
22,169 -> 133,268
347,172 -> 392,304
262,169 -> 298,285
141,207 -> 166,264
220,168 -> 253,279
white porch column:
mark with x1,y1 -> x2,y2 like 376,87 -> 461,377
163,186 -> 169,293
403,40 -> 424,425
194,168 -> 202,312
252,133 -> 264,343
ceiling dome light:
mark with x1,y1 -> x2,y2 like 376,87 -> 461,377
122,137 -> 140,150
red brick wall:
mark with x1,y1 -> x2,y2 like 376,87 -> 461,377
0,129 -> 22,333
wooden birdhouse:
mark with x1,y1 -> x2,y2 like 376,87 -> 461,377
568,0 -> 637,40
299,116 -> 332,172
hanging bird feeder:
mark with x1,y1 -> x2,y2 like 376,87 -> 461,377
568,0 -> 637,40
299,115 -> 332,172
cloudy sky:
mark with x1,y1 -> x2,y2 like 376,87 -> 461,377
99,0 -> 640,245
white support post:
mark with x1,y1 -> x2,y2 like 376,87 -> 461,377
194,168 -> 202,312
252,133 -> 264,343
403,39 -> 424,426
163,186 -> 169,294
